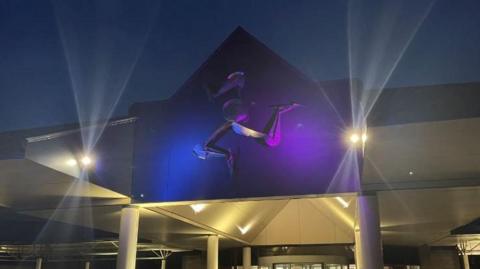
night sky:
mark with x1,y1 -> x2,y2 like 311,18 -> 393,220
0,0 -> 479,132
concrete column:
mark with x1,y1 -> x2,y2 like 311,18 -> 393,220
207,235 -> 219,269
243,247 -> 251,269
116,206 -> 140,269
462,254 -> 470,269
161,259 -> 166,269
35,257 -> 42,269
355,194 -> 383,269
85,261 -> 91,269
354,229 -> 362,268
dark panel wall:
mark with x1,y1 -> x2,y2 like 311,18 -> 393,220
368,82 -> 480,127
130,28 -> 357,202
419,246 -> 461,269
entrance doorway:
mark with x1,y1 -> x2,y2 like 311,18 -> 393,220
274,263 -> 350,269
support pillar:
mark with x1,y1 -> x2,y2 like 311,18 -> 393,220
462,253 -> 470,269
243,247 -> 251,269
35,257 -> 42,269
116,206 -> 140,269
354,228 -> 362,268
161,259 -> 166,269
207,235 -> 219,269
85,261 -> 91,269
355,194 -> 383,269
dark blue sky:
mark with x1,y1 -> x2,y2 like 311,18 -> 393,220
0,0 -> 479,131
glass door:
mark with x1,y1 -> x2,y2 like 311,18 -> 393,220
274,263 -> 324,269
274,264 -> 290,269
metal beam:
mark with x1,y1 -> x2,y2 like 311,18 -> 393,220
362,177 -> 480,192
